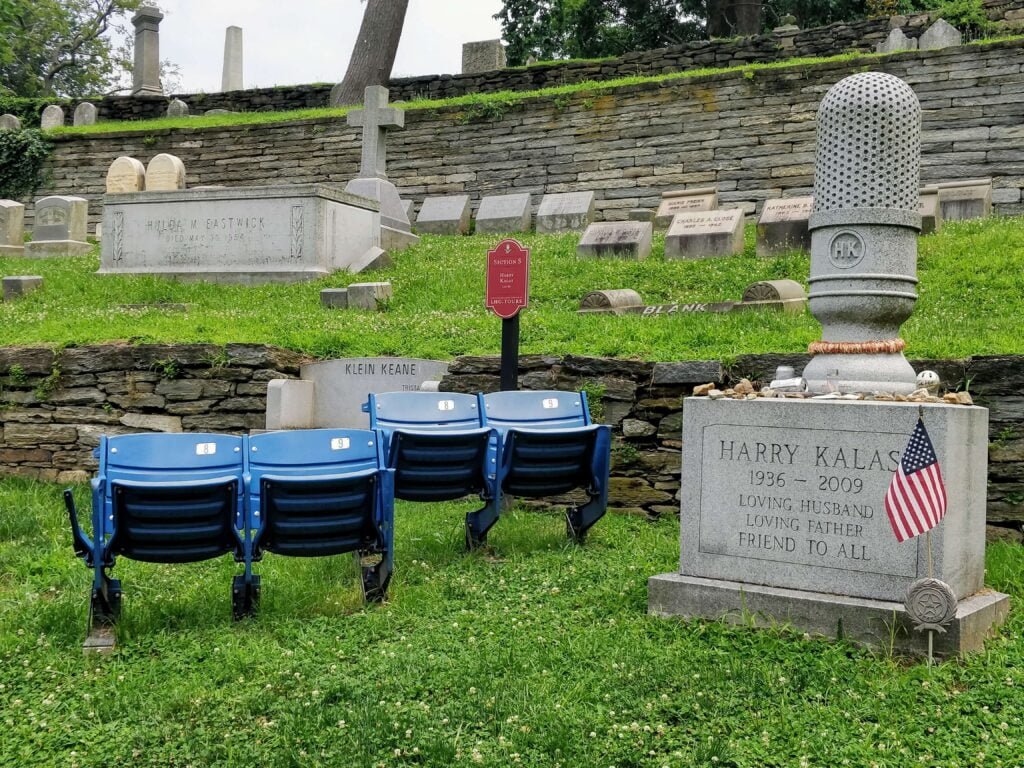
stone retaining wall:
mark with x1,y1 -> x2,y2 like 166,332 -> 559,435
29,39 -> 1024,230
69,0 -> 1024,121
3,344 -> 1018,524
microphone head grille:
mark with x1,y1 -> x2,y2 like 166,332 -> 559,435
813,72 -> 921,213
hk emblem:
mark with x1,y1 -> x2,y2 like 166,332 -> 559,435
827,231 -> 866,269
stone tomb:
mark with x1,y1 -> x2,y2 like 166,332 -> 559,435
100,184 -> 380,284
416,195 -> 471,235
266,357 -> 450,430
919,185 -> 942,235
938,179 -> 991,222
649,399 -> 1006,656
576,221 -> 652,259
756,196 -> 812,256
0,200 -> 25,255
106,157 -> 147,194
25,196 -> 91,258
665,209 -> 744,259
655,187 -> 718,228
536,191 -> 595,233
146,153 -> 187,191
474,193 -> 531,234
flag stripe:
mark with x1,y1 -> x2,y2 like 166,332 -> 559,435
884,418 -> 947,543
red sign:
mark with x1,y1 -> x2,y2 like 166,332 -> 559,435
485,239 -> 530,319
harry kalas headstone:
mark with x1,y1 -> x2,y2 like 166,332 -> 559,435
648,72 -> 1007,659
344,86 -> 418,251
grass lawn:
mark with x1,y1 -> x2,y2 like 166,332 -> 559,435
2,218 -> 1024,361
0,478 -> 1022,766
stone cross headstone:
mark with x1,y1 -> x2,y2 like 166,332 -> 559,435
919,185 -> 942,234
536,191 -> 596,233
462,39 -> 507,74
222,26 -> 244,91
106,156 -> 147,194
475,193 -> 531,234
756,196 -> 813,256
145,153 -> 187,191
877,27 -> 917,53
577,221 -> 653,259
166,98 -> 189,118
919,18 -> 962,50
655,187 -> 718,228
416,195 -> 472,235
0,200 -> 25,255
40,105 -> 64,130
73,102 -> 97,127
344,86 -> 418,251
25,196 -> 91,257
937,179 -> 991,221
0,114 -> 21,131
132,5 -> 164,96
665,209 -> 744,259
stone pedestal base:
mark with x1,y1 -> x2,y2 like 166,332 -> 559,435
649,573 -> 1009,658
24,240 -> 93,258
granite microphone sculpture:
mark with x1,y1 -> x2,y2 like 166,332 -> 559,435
802,72 -> 922,394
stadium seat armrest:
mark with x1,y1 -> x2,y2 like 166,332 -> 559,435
64,489 -> 93,560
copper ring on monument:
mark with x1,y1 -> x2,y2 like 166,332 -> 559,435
808,339 -> 906,356
905,577 -> 957,634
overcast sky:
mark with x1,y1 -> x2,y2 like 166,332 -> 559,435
154,0 -> 506,93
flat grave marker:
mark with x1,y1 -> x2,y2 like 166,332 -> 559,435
536,191 -> 595,233
576,221 -> 652,259
416,195 -> 471,235
756,196 -> 813,255
475,193 -> 531,234
664,209 -> 744,259
655,187 -> 718,228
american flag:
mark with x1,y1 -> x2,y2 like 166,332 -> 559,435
885,418 -> 947,543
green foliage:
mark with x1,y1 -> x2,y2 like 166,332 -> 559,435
580,380 -> 607,422
151,358 -> 180,380
0,95 -> 55,124
913,0 -> 993,31
0,128 -> 52,199
31,362 -> 60,401
765,0 -> 867,27
7,364 -> 27,385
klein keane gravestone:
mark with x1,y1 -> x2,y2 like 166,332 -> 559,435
664,209 -> 744,259
576,221 -> 652,259
106,157 -> 147,194
100,184 -> 380,284
146,153 -> 186,191
655,187 -> 718,228
416,195 -> 471,235
756,196 -> 813,256
25,196 -> 91,257
40,105 -> 64,130
0,200 -> 25,256
649,72 -> 1007,659
536,191 -> 595,233
265,357 -> 451,430
937,179 -> 991,222
73,102 -> 97,127
475,193 -> 532,234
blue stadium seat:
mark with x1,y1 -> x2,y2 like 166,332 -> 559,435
364,391 -> 500,548
65,433 -> 246,629
247,429 -> 395,604
483,390 -> 612,542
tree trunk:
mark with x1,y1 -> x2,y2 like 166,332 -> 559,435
331,0 -> 410,107
708,0 -> 762,37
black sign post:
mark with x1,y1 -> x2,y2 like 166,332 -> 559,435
485,239 -> 531,392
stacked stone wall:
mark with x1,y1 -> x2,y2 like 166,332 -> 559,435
28,40 -> 1024,231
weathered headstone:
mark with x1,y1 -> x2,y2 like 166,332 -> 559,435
664,209 -> 744,259
132,6 -> 164,96
40,105 -> 64,130
462,39 -> 507,74
876,27 -> 917,53
25,196 -> 91,257
106,156 -> 147,194
344,86 -> 419,251
919,18 -> 962,50
937,179 -> 992,222
321,288 -> 349,309
535,191 -> 595,233
655,187 -> 718,228
475,193 -> 531,234
73,102 -> 97,127
649,72 -> 1007,659
2,276 -> 43,302
100,184 -> 380,284
577,221 -> 652,259
348,281 -> 393,310
416,195 -> 472,235
145,153 -> 186,191
756,196 -> 813,256
265,357 -> 451,430
0,200 -> 25,255
222,26 -> 244,92
919,185 -> 942,234
166,98 -> 189,118
0,114 -> 21,131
